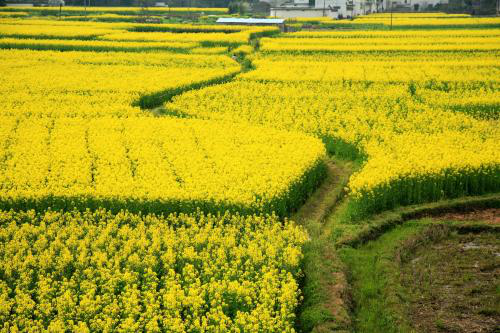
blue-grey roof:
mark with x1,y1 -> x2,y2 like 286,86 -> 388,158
216,18 -> 285,24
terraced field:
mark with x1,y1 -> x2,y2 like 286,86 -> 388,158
0,11 -> 498,332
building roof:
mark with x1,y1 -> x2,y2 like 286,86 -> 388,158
216,18 -> 285,24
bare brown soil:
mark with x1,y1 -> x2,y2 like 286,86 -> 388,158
401,231 -> 500,333
434,208 -> 500,224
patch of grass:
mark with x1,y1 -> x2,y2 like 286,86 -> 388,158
333,194 -> 500,248
0,42 -> 192,53
135,72 -> 238,109
337,217 -> 499,333
338,220 -> 427,333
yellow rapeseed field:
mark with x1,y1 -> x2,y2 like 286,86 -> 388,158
0,116 -> 326,216
346,16 -> 500,27
244,54 -> 499,82
259,30 -> 500,52
0,17 -> 326,331
0,49 -> 240,116
285,13 -> 499,28
0,37 -> 198,52
0,23 -> 120,39
97,28 -> 277,46
0,18 -> 278,45
0,209 -> 305,332
168,30 -> 500,216
287,29 -> 500,38
0,13 -> 498,331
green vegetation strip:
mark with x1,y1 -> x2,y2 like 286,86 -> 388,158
336,194 -> 500,247
136,72 -> 239,110
0,41 -> 193,53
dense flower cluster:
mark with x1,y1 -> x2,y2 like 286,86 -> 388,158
0,209 -> 306,332
0,18 -> 132,27
168,29 -> 500,217
0,11 -> 29,17
98,31 -> 249,45
0,116 -> 325,216
287,29 -> 499,38
244,53 -> 499,82
0,18 -> 278,46
1,13 -> 497,330
97,29 -> 275,46
260,30 -> 500,52
0,20 -> 323,217
285,13 -> 499,28
128,23 -> 252,33
339,14 -> 500,27
0,49 -> 239,117
0,22 -> 120,39
0,18 -> 321,331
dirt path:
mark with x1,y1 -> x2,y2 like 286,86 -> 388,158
402,230 -> 500,333
433,208 -> 500,224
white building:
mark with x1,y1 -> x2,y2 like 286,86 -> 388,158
269,0 -> 448,19
270,0 -> 378,19
386,0 -> 448,11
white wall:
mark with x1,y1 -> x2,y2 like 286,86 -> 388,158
386,0 -> 448,10
314,0 -> 378,16
260,0 -> 292,6
314,0 -> 342,10
270,7 -> 339,18
270,0 -> 381,19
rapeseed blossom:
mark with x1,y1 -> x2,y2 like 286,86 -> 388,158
0,116 -> 326,216
168,30 -> 500,216
0,209 -> 307,332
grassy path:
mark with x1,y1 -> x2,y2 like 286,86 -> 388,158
293,158 -> 357,333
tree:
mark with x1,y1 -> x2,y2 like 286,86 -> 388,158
0,0 -> 6,7
477,0 -> 497,14
228,1 -> 239,13
228,1 -> 249,14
